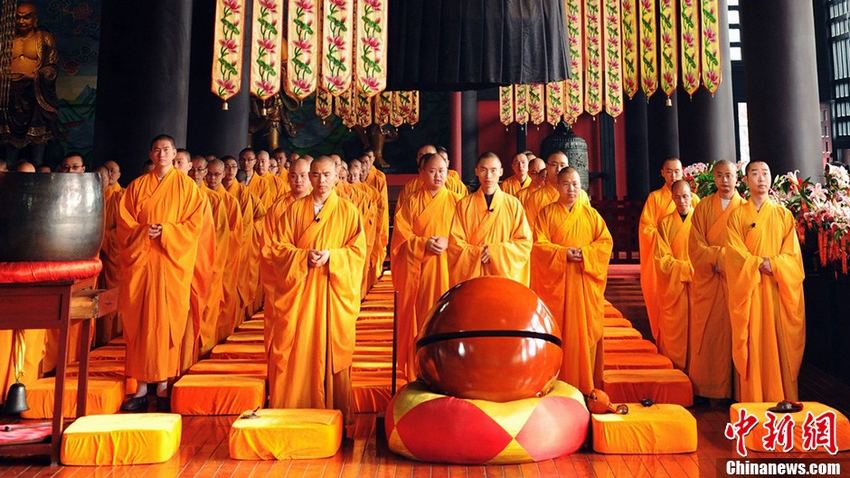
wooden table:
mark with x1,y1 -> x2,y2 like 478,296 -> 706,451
0,276 -> 116,465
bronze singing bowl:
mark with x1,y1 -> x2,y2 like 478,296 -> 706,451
415,276 -> 563,402
0,172 -> 104,262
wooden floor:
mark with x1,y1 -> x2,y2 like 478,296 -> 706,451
3,266 -> 849,477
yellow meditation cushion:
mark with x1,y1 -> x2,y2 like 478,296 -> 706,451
61,413 -> 181,465
210,343 -> 265,360
603,369 -> 693,407
229,409 -> 342,460
22,378 -> 124,419
592,403 -> 697,454
171,375 -> 265,415
603,327 -> 643,340
603,352 -> 674,370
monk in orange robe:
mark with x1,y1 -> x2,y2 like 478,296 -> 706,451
437,147 -> 468,197
187,157 -> 232,355
517,157 -> 547,209
501,153 -> 532,197
96,161 -> 125,345
396,145 -> 437,212
653,180 -> 695,370
265,156 -> 366,423
173,149 -> 192,174
524,151 -> 589,231
531,167 -> 612,393
363,150 -> 389,282
205,159 -> 244,342
351,156 -> 381,292
257,149 -> 289,200
240,148 -> 273,313
448,152 -> 532,286
639,158 -> 699,340
260,157 -> 312,350
117,134 -> 208,411
392,153 -> 462,378
725,161 -> 805,402
686,160 -> 743,399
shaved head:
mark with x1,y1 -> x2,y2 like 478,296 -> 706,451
16,161 -> 35,173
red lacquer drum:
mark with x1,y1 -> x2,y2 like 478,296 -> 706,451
415,277 -> 562,402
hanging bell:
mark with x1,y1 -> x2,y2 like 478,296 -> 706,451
3,381 -> 29,415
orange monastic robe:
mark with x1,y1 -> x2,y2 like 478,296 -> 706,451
365,167 -> 389,281
639,184 -> 699,339
532,201 -> 612,393
183,197 -> 215,372
446,170 -> 467,197
98,186 -> 125,345
687,192 -> 744,399
117,169 -> 207,382
523,184 -> 589,232
0,329 -> 45,405
391,187 -> 461,378
396,177 -> 421,208
196,188 -> 231,355
654,211 -> 694,370
501,175 -> 532,197
448,188 -> 532,286
225,181 -> 263,321
260,192 -> 301,349
246,173 -> 274,311
354,182 -> 380,293
209,185 -> 243,342
265,192 -> 366,414
725,200 -> 805,402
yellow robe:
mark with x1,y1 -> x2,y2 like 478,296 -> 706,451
396,177 -> 422,209
448,188 -> 532,286
639,184 -> 699,339
354,182 -> 379,294
531,201 -> 612,394
183,198 -> 215,372
501,174 -> 532,197
265,192 -> 366,413
365,168 -> 389,282
725,200 -> 805,402
446,170 -> 467,197
391,187 -> 461,379
523,184 -> 589,233
97,187 -> 125,345
654,211 -> 694,370
225,181 -> 263,321
260,192 -> 300,350
209,185 -> 243,342
117,168 -> 207,382
0,329 -> 45,405
246,173 -> 274,311
195,188 -> 231,356
687,192 -> 744,398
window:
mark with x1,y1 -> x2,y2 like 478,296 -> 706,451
828,0 -> 850,142
728,1 -> 742,61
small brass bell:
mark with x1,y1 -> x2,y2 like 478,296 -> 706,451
3,381 -> 29,415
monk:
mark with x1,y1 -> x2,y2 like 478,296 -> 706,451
224,155 -> 264,321
351,156 -> 381,292
638,157 -> 699,340
174,149 -> 192,174
396,145 -> 437,206
653,180 -> 695,370
500,153 -> 532,197
524,151 -> 588,231
269,157 -> 280,176
15,160 -> 35,172
448,152 -> 532,286
725,161 -> 805,402
260,157 -> 312,348
257,149 -> 288,199
240,148 -> 273,312
687,160 -> 744,400
265,156 -> 366,424
116,134 -> 208,411
436,146 -> 467,197
97,161 -> 125,346
391,153 -> 462,378
362,149 -> 389,281
531,167 -> 612,393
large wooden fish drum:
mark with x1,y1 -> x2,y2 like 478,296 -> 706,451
415,277 -> 562,402
0,172 -> 104,262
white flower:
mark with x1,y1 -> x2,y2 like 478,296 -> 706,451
810,183 -> 827,206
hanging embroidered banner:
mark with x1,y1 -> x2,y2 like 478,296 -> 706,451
285,0 -> 318,100
390,90 -> 408,127
564,0 -> 584,123
528,84 -> 546,125
701,0 -> 721,94
355,0 -> 387,96
602,0 -> 623,118
680,0 -> 700,97
620,0 -> 639,99
659,0 -> 678,99
321,0 -> 354,95
514,84 -> 530,125
250,0 -> 285,99
355,91 -> 373,127
334,86 -> 354,123
211,0 -> 246,108
499,86 -> 514,126
405,91 -> 420,125
584,0 -> 603,116
546,82 -> 565,125
638,0 -> 658,97
374,90 -> 392,125
316,87 -> 333,119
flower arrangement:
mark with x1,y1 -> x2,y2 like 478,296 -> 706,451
683,160 -> 850,274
